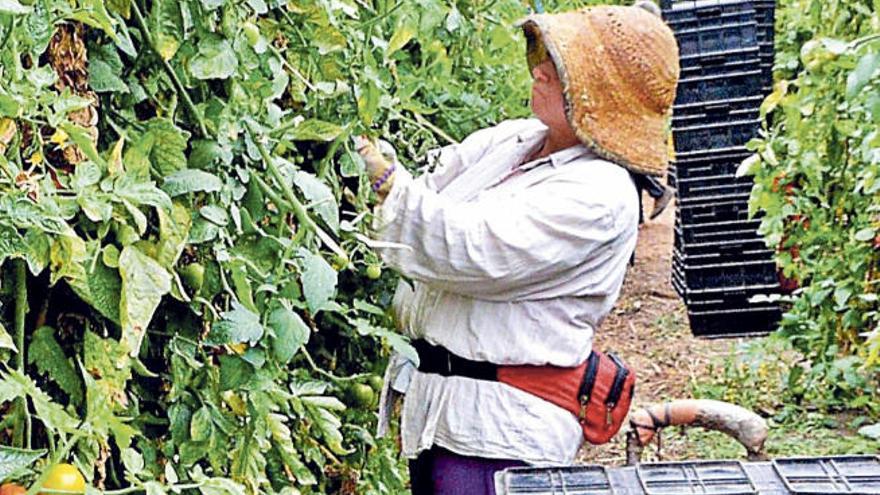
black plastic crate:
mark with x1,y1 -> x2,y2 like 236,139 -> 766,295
674,144 -> 752,162
677,279 -> 781,308
680,49 -> 763,79
637,460 -> 757,494
662,0 -> 757,30
772,456 -> 880,494
676,69 -> 765,105
674,118 -> 761,153
675,173 -> 755,197
674,235 -> 768,256
676,24 -> 759,58
495,465 -> 613,494
674,244 -> 774,269
677,177 -> 755,199
672,147 -> 754,179
687,305 -> 781,337
678,197 -> 753,223
674,258 -> 778,289
675,219 -> 763,244
673,95 -> 764,122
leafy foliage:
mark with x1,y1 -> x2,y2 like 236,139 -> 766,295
748,0 -> 880,411
0,0 -> 618,492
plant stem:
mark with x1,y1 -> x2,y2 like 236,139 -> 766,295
391,109 -> 456,145
130,1 -> 209,138
317,126 -> 352,180
301,347 -> 369,383
13,259 -> 31,449
102,484 -> 202,495
246,124 -> 346,257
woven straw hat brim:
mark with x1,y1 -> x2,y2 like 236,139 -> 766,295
519,7 -> 680,177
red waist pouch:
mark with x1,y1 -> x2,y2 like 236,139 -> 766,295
497,351 -> 636,445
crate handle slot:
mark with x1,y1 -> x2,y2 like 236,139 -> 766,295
701,54 -> 729,66
696,7 -> 723,17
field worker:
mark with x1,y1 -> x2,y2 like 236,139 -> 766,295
356,1 -> 679,493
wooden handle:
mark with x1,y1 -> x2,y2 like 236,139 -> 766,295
626,399 -> 768,465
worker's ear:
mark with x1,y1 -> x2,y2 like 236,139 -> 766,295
531,60 -> 556,83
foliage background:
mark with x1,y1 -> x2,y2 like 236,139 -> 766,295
0,0 -> 623,493
747,0 -> 880,419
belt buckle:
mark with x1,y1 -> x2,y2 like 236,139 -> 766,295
445,352 -> 452,376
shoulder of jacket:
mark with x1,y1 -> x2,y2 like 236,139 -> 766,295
464,118 -> 546,144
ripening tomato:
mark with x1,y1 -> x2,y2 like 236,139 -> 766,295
40,463 -> 86,495
1,483 -> 26,495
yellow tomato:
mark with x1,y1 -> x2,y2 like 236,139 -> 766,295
40,463 -> 86,495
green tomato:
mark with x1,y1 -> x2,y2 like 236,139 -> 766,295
348,383 -> 375,408
242,22 -> 261,47
332,252 -> 350,271
800,39 -> 836,71
367,375 -> 384,392
180,263 -> 205,293
366,264 -> 382,280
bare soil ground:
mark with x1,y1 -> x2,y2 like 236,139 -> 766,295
579,199 -> 740,465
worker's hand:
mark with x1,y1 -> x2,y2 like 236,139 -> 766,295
354,136 -> 398,199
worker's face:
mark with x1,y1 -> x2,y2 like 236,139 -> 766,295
531,60 -> 568,131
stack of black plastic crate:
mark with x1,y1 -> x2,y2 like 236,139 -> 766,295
661,0 -> 782,338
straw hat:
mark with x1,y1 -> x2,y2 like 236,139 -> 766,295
519,1 -> 680,177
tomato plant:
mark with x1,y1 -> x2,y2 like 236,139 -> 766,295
748,0 -> 880,413
0,0 -> 618,493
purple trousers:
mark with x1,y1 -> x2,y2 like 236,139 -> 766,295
409,447 -> 527,494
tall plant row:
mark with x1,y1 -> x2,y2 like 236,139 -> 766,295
748,0 -> 880,411
0,0 -> 625,492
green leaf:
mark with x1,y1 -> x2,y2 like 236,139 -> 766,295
0,446 -> 45,480
0,322 -> 15,353
294,171 -> 339,233
198,476 -> 247,495
1,370 -> 78,433
126,119 -> 190,178
297,248 -> 337,314
0,0 -> 32,14
207,302 -> 264,345
199,205 -> 228,226
57,240 -> 122,324
107,0 -> 130,18
306,403 -> 350,455
267,307 -> 309,364
847,52 -> 880,100
84,330 -> 132,406
114,175 -> 173,211
834,286 -> 853,308
28,326 -> 84,406
266,413 -> 317,485
153,202 -> 192,268
149,0 -> 182,61
855,227 -> 876,242
386,18 -> 417,58
119,246 -> 172,355
121,447 -> 145,476
859,422 -> 880,440
190,406 -> 214,442
60,123 -> 105,169
90,59 -> 129,93
289,119 -> 343,142
353,318 -> 419,365
189,35 -> 238,80
163,169 -> 223,197
218,355 -> 254,391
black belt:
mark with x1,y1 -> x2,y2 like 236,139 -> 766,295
412,339 -> 498,381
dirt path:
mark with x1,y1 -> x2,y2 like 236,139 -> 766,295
579,198 -> 738,465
